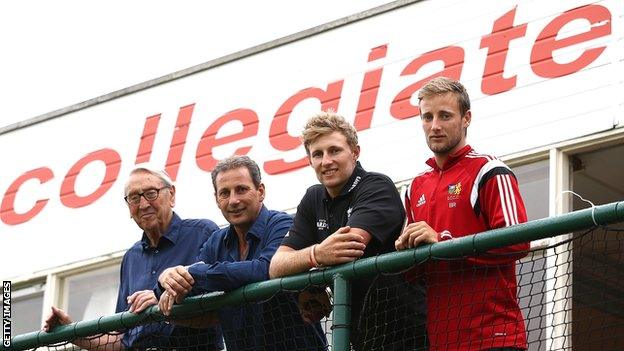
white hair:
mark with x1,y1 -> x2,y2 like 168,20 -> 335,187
123,164 -> 174,196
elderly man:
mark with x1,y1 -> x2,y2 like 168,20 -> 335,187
43,165 -> 223,350
157,155 -> 327,351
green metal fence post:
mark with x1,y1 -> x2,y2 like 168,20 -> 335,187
332,274 -> 351,351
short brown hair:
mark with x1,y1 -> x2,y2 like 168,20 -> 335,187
211,155 -> 262,190
301,110 -> 358,154
418,77 -> 471,116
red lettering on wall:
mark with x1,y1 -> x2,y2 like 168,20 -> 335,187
531,5 -> 611,78
354,44 -> 388,131
390,46 -> 464,120
480,7 -> 528,95
1,168 -> 54,225
264,81 -> 344,175
135,113 -> 161,164
60,149 -> 122,208
196,108 -> 259,172
166,104 -> 195,180
1,3 -> 616,228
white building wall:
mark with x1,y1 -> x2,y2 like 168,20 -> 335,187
0,0 -> 622,281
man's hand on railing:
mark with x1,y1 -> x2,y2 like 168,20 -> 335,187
158,265 -> 194,298
42,306 -> 124,350
158,290 -> 220,328
158,290 -> 184,316
42,306 -> 73,332
315,226 -> 366,266
127,290 -> 158,314
395,221 -> 439,250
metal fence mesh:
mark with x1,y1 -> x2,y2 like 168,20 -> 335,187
13,226 -> 624,351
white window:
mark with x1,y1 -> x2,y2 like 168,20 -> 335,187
514,160 -> 549,221
512,160 -> 549,351
11,282 -> 45,335
63,264 -> 119,321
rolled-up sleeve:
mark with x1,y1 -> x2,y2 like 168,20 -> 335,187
189,212 -> 292,292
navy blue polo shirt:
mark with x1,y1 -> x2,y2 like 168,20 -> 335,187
187,205 -> 327,351
116,212 -> 223,350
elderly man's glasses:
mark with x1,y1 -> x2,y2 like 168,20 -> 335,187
124,187 -> 169,205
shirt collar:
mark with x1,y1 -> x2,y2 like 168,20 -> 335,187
140,212 -> 181,250
323,161 -> 367,200
223,205 -> 269,246
425,145 -> 472,171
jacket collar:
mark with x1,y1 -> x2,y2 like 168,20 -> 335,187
425,145 -> 473,171
224,205 -> 268,246
323,161 -> 367,200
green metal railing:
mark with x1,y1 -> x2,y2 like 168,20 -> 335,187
3,201 -> 623,350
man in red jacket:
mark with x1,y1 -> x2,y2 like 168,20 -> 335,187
395,77 -> 529,351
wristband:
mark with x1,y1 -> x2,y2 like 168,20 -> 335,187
309,244 -> 320,268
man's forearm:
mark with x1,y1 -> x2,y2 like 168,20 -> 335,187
188,260 -> 271,292
72,333 -> 124,351
269,247 -> 313,278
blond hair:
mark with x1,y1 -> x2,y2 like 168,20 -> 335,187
301,110 -> 358,154
418,77 -> 471,116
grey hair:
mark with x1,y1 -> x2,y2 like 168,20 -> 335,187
211,155 -> 262,190
124,165 -> 174,196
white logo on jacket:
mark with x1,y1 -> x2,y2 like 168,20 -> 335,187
347,176 -> 362,193
316,219 -> 328,231
417,194 -> 426,207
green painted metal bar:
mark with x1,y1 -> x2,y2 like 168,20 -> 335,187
331,274 -> 351,351
3,201 -> 623,351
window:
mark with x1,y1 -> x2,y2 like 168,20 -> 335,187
570,143 -> 624,349
64,265 -> 119,321
11,282 -> 45,335
513,160 -> 549,221
512,160 -> 549,351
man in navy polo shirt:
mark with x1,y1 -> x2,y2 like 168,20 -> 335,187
43,165 -> 223,350
269,111 -> 427,350
157,156 -> 327,351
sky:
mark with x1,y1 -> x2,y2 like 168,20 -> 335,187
0,0 -> 390,129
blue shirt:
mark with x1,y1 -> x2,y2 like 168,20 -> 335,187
187,206 -> 327,351
116,212 -> 223,350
